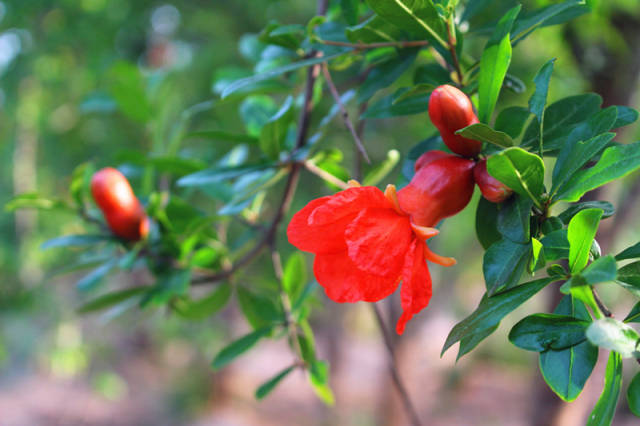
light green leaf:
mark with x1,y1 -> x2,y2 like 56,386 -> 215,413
283,253 -> 307,302
456,123 -> 513,148
587,351 -> 622,426
627,372 -> 640,417
487,147 -> 545,205
173,284 -> 232,320
260,96 -> 294,160
567,208 -> 603,273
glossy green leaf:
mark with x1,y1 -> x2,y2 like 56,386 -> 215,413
212,327 -> 272,370
259,22 -> 305,50
260,96 -> 293,160
556,142 -> 640,203
255,366 -> 296,400
457,325 -> 499,360
483,239 -> 531,294
586,318 -> 640,358
580,255 -> 617,285
567,208 -> 603,273
627,372 -> 640,417
540,229 -> 569,261
559,201 -> 615,225
509,313 -> 590,352
511,0 -> 589,44
497,194 -> 533,244
442,277 -> 553,357
345,15 -> 404,43
587,351 -> 622,426
173,284 -> 232,320
361,90 -> 429,119
357,51 -> 417,102
366,0 -> 447,47
77,286 -> 150,313
613,105 -> 639,129
528,59 -> 555,126
539,296 -> 598,402
494,106 -> 531,139
478,5 -> 520,123
456,123 -> 514,148
487,147 -> 545,204
476,197 -> 501,250
624,302 -> 640,323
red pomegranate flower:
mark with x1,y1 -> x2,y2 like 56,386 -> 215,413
287,181 -> 457,334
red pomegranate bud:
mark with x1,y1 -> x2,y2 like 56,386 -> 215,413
428,85 -> 482,158
473,158 -> 513,203
414,150 -> 451,172
91,167 -> 149,241
398,153 -> 476,227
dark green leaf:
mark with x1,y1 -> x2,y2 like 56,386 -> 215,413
539,296 -> 598,402
212,327 -> 272,370
185,130 -> 258,144
478,5 -> 520,123
627,372 -> 640,417
556,142 -> 640,203
457,325 -> 499,360
509,313 -> 589,352
528,59 -> 555,126
483,239 -> 531,294
476,197 -> 501,250
237,286 -> 284,329
442,277 -> 553,357
624,302 -> 640,323
362,90 -> 429,119
487,147 -> 545,204
77,286 -> 150,313
586,318 -> 640,358
456,123 -> 513,148
173,284 -> 232,320
255,366 -> 296,400
177,163 -> 274,187
511,1 -> 589,44
494,106 -> 531,139
497,194 -> 533,244
346,15 -> 404,43
259,22 -> 305,50
260,96 -> 294,160
587,351 -> 622,426
41,234 -> 113,250
340,0 -> 359,25
358,51 -> 417,102
581,255 -> 617,285
413,63 -> 450,86
140,269 -> 192,307
567,208 -> 603,273
76,258 -> 118,291
613,106 -> 639,129
541,229 -> 569,261
559,201 -> 615,225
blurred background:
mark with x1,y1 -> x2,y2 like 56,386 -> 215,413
2,0 -> 640,425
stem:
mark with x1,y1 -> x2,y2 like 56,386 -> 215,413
317,39 -> 429,50
322,63 -> 371,163
371,304 -> 423,426
446,16 -> 464,86
592,287 -> 613,318
304,160 -> 350,190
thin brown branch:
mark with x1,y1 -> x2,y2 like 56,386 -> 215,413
317,39 -> 429,50
446,19 -> 464,85
321,62 -> 371,164
371,304 -> 423,426
592,287 -> 613,318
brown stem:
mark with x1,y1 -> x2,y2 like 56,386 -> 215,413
592,287 -> 613,318
446,22 -> 464,85
371,304 -> 423,426
317,39 -> 429,50
321,63 -> 371,163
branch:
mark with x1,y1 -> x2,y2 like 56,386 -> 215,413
371,304 -> 423,426
446,17 -> 464,85
304,160 -> 350,190
317,39 -> 429,50
322,63 -> 371,164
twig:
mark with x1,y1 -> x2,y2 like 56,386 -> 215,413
592,287 -> 613,318
317,39 -> 429,50
446,17 -> 464,85
354,102 -> 368,180
303,160 -> 349,190
371,304 -> 423,426
321,63 -> 371,164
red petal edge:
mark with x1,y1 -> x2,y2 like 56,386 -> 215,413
396,239 -> 432,334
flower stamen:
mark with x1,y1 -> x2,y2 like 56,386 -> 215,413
384,184 -> 404,215
410,223 -> 439,240
347,179 -> 361,188
424,243 -> 456,267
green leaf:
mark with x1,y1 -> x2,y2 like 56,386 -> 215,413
363,149 -> 400,186
476,197 -> 501,250
530,237 -> 543,273
627,372 -> 640,417
511,0 -> 589,44
77,286 -> 150,313
587,351 -> 622,426
581,255 -> 617,285
477,5 -> 520,123
76,258 -> 119,291
308,360 -> 335,405
361,90 -> 429,119
177,163 -> 274,187
497,194 -> 533,244
457,325 -> 499,360
624,302 -> 640,323
140,269 -> 192,307
540,229 -> 569,261
494,106 -> 531,139
456,123 -> 513,148
5,193 -> 69,212
539,296 -> 598,402
483,239 -> 531,294
255,366 -> 296,400
509,313 -> 590,352
442,277 -> 553,357
108,61 -> 152,123
487,147 -> 545,205
346,15 -> 404,43
616,242 -> 640,261
413,63 -> 450,86
613,106 -> 639,129
559,201 -> 615,225
392,83 -> 435,104
212,327 -> 272,370
586,318 -> 640,358
259,22 -> 305,50
366,0 -> 448,47
237,286 -> 284,329
173,284 -> 232,320
528,59 -> 555,127
283,253 -> 307,302
340,0 -> 360,25
259,96 -> 294,160
521,93 -> 603,152
555,142 -> 640,203
617,261 -> 640,296
567,208 -> 603,273
221,51 -> 347,98
185,130 -> 258,144
357,51 -> 417,102
41,234 -> 113,250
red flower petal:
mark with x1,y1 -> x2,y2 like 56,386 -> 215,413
314,251 -> 401,303
396,239 -> 432,334
287,186 -> 390,254
345,208 -> 412,277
